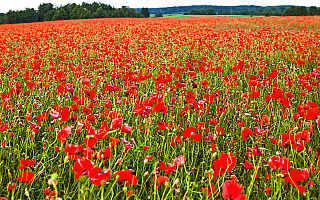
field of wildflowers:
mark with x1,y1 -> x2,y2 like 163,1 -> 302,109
0,16 -> 320,199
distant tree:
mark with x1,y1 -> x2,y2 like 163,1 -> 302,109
16,10 -> 25,23
44,10 -> 55,21
140,7 -> 150,18
70,5 -> 80,19
95,7 -> 107,18
218,10 -> 230,15
283,6 -> 308,16
208,8 -> 216,15
299,6 -> 308,16
52,9 -> 68,21
80,10 -> 92,19
155,13 -> 163,17
24,8 -> 38,23
5,10 -> 17,24
264,11 -> 270,17
61,3 -> 76,19
38,3 -> 54,21
308,6 -> 319,16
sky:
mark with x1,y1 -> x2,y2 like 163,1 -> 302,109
0,0 -> 319,13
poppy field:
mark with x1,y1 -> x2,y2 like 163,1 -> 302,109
1,16 -> 320,199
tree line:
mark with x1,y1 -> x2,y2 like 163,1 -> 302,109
183,6 -> 320,16
283,6 -> 320,16
136,5 -> 292,15
0,2 -> 151,24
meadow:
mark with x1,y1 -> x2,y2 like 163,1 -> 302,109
0,16 -> 320,199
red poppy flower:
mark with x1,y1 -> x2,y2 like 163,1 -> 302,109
111,118 -> 123,129
121,123 -> 132,133
172,155 -> 186,167
265,187 -> 271,194
84,89 -> 97,99
241,128 -> 254,141
215,126 -> 224,135
244,160 -> 254,169
267,155 -> 291,171
159,162 -> 176,174
88,167 -> 110,185
153,175 -> 169,189
210,152 -> 237,180
201,183 -> 217,197
126,189 -> 135,196
114,170 -> 137,186
17,159 -> 36,170
171,136 -> 182,146
305,107 -> 319,120
16,171 -> 36,183
61,106 -> 69,122
222,180 -> 246,200
110,137 -> 120,147
182,126 -> 203,142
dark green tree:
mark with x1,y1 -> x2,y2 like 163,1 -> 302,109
16,10 -> 25,23
95,7 -> 107,18
140,7 -> 150,18
24,8 -> 38,23
38,3 -> 54,21
264,11 -> 270,17
52,8 -> 68,21
5,10 -> 17,24
44,10 -> 55,21
155,13 -> 163,17
308,6 -> 319,16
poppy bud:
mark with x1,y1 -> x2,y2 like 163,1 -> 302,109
101,180 -> 106,187
165,181 -> 170,187
277,174 -> 284,178
79,175 -> 88,184
64,156 -> 69,163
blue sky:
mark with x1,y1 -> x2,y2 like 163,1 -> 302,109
1,0 -> 319,13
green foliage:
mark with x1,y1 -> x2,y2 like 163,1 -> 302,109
264,11 -> 270,17
283,6 -> 316,16
44,10 -> 55,21
155,13 -> 163,17
0,2 -> 143,25
185,8 -> 217,15
38,3 -> 54,21
140,7 -> 150,18
24,8 -> 38,23
95,7 -> 107,18
52,9 -> 68,21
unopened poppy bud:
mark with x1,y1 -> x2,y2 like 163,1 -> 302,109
277,174 -> 284,178
51,173 -> 58,180
115,175 -> 120,180
165,181 -> 170,187
101,180 -> 106,187
293,127 -> 299,131
123,186 -> 127,192
64,156 -> 69,163
181,147 -> 185,153
79,175 -> 88,184
144,159 -> 148,165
